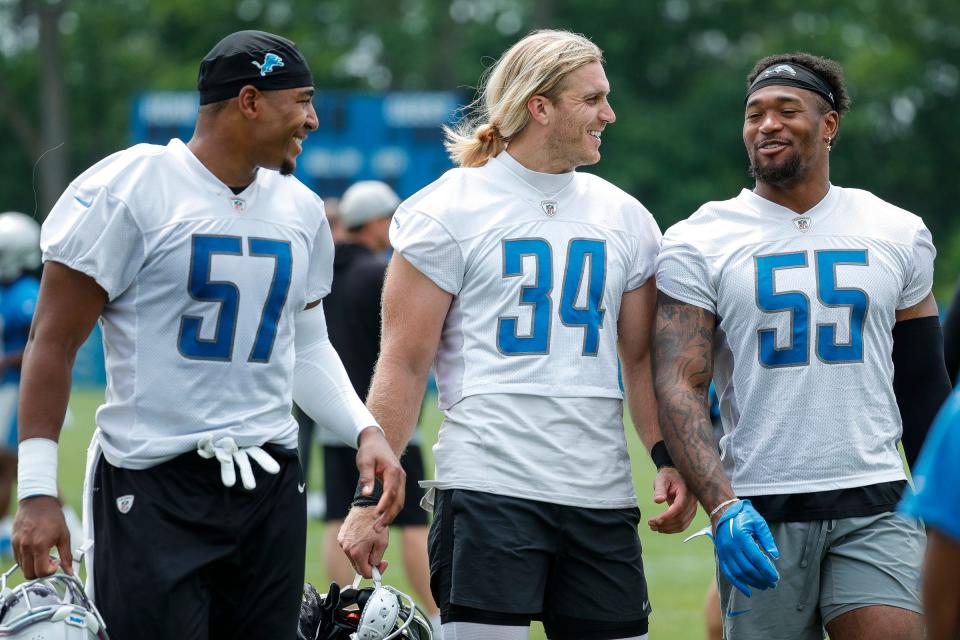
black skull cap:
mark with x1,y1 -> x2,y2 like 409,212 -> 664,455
198,30 -> 313,105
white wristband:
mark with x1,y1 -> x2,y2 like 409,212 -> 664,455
17,438 -> 59,501
709,497 -> 740,519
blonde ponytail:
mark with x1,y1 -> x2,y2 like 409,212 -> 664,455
443,122 -> 507,168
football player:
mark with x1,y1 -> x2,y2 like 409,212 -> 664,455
899,390 -> 960,640
654,53 -> 951,639
339,29 -> 696,640
0,212 -> 42,553
11,30 -> 403,639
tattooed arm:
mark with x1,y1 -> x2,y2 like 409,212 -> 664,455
652,293 -> 736,525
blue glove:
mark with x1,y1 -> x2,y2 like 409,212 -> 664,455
714,499 -> 780,597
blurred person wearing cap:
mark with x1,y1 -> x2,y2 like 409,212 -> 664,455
655,53 -> 949,639
314,180 -> 440,630
11,30 -> 403,639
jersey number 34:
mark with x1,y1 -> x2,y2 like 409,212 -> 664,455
497,237 -> 605,357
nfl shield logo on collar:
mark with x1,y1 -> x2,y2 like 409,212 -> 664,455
230,198 -> 246,212
540,200 -> 558,217
116,495 -> 134,514
792,216 -> 811,232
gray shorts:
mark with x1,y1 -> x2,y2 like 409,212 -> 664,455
717,511 -> 924,640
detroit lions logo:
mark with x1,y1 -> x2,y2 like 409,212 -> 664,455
762,64 -> 797,78
253,52 -> 284,76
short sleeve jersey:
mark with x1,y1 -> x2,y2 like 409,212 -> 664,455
657,186 -> 934,495
42,139 -> 333,469
0,275 -> 40,384
899,389 -> 960,541
391,153 -> 660,407
390,152 -> 661,508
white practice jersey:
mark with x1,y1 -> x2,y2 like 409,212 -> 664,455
391,151 -> 661,508
42,139 -> 333,469
657,186 -> 935,496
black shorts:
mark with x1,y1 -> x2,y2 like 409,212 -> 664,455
429,489 -> 650,640
323,444 -> 428,526
91,444 -> 306,640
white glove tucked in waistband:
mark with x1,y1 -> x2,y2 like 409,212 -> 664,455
197,436 -> 280,490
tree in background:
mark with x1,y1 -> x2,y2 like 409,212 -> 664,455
1,0 -> 958,289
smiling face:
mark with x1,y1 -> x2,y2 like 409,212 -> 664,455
543,62 -> 616,172
743,85 -> 837,187
255,86 -> 318,175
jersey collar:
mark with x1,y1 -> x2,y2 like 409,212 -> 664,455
167,138 -> 262,202
738,183 -> 839,219
494,150 -> 575,197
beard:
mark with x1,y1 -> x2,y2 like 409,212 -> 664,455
749,152 -> 804,186
280,158 -> 295,176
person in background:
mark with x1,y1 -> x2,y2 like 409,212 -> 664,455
941,277 -> 960,381
320,180 -> 439,630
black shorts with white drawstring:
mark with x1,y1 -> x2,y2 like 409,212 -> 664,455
91,443 -> 305,640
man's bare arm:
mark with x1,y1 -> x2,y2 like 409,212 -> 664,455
366,253 -> 452,455
14,262 -> 106,578
652,293 -> 735,519
339,253 -> 452,577
922,529 -> 960,640
620,281 -> 697,533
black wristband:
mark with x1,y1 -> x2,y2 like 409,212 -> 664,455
351,478 -> 383,508
651,440 -> 675,470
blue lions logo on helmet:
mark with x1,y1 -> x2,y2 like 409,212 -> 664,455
253,52 -> 285,76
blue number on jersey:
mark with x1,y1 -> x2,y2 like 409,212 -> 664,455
179,235 -> 242,361
816,250 -> 868,363
498,238 -> 553,354
497,237 -> 607,356
560,239 -> 606,356
755,249 -> 868,368
756,252 -> 810,367
248,238 -> 293,362
178,234 -> 293,363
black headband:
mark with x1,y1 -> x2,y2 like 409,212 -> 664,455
746,62 -> 836,110
197,30 -> 313,105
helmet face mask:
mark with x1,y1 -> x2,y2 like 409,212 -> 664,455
299,569 -> 433,640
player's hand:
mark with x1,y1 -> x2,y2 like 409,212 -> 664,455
355,426 -> 405,530
712,499 -> 779,597
12,496 -> 73,579
648,466 -> 697,533
338,506 -> 390,579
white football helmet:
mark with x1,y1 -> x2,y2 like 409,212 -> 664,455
0,558 -> 108,639
0,212 -> 41,282
299,568 -> 432,640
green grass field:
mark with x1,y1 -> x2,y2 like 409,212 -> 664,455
56,387 -> 715,639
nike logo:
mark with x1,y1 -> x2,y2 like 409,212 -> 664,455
727,609 -> 752,618
297,482 -> 306,494
74,195 -> 93,207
